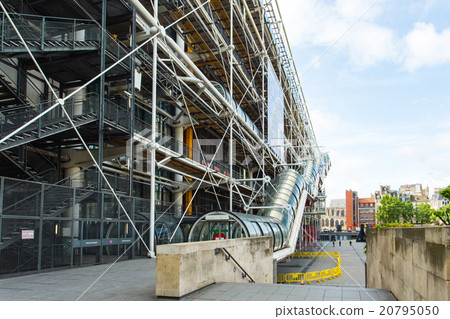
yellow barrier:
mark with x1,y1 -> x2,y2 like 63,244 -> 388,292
277,252 -> 342,284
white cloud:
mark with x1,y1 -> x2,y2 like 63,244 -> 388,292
308,107 -> 341,138
279,0 -> 397,68
278,1 -> 450,200
402,22 -> 450,71
343,22 -> 399,68
279,1 -> 450,71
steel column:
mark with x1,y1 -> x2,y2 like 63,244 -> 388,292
129,5 -> 137,197
37,183 -> 44,272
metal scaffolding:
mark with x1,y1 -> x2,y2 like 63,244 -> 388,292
0,0 -> 329,275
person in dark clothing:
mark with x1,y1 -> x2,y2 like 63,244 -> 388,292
349,241 -> 352,246
332,241 -> 335,247
339,241 -> 341,246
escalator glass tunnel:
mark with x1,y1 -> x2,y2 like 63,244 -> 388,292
188,169 -> 307,251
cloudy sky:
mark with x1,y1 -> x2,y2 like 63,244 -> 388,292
278,0 -> 450,201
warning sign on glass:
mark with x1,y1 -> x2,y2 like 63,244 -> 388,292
21,230 -> 34,240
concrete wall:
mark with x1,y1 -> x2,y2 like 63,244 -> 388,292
367,226 -> 450,301
156,236 -> 273,298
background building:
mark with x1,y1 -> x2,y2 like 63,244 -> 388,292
345,190 -> 375,230
345,190 -> 358,231
322,199 -> 346,231
430,188 -> 449,210
398,183 -> 429,205
358,197 -> 375,228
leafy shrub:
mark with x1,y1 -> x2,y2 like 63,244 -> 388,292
374,222 -> 414,229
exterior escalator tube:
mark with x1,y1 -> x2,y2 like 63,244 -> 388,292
187,169 -> 307,253
257,169 -> 305,248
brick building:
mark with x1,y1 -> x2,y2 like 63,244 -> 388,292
358,197 -> 376,228
345,190 -> 375,231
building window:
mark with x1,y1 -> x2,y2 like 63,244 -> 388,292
341,210 -> 345,217
326,219 -> 329,227
330,219 -> 334,227
331,209 -> 334,216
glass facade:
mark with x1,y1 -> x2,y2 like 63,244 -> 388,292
0,176 -> 183,277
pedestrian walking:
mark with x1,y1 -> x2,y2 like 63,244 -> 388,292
332,241 -> 335,247
339,240 -> 341,246
349,241 -> 352,246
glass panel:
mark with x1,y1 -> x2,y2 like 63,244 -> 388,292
256,222 -> 270,237
83,221 -> 100,240
77,191 -> 100,219
230,223 -> 243,238
3,179 -> 42,217
120,221 -> 132,239
104,221 -> 118,238
43,185 -> 74,218
103,194 -> 118,219
134,222 -> 150,257
251,222 -> 263,236
135,198 -> 150,221
73,248 -> 81,266
118,244 -> 132,261
82,247 -> 100,266
242,219 -> 258,237
189,220 -> 205,242
0,218 -> 40,275
119,196 -> 133,220
103,245 -> 118,263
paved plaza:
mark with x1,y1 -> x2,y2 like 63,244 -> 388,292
0,240 -> 395,301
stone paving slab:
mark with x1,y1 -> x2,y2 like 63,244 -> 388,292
0,239 -> 395,301
280,240 -> 367,287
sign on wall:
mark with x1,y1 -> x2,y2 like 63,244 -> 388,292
21,230 -> 34,240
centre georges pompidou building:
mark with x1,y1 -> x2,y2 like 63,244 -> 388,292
0,0 -> 329,276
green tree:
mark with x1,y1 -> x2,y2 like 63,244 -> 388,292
414,203 -> 433,224
376,195 -> 416,224
433,186 -> 450,225
401,200 -> 415,223
376,194 -> 402,223
440,185 -> 450,201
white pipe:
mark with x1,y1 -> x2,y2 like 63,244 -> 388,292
229,0 -> 234,212
129,0 -> 280,164
149,0 -> 158,259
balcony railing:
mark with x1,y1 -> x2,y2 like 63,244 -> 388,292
0,92 -> 130,136
0,12 -> 100,52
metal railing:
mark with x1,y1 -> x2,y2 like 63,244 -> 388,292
0,12 -> 100,52
0,92 -> 130,136
277,251 -> 342,284
55,165 -> 224,218
215,247 -> 255,283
